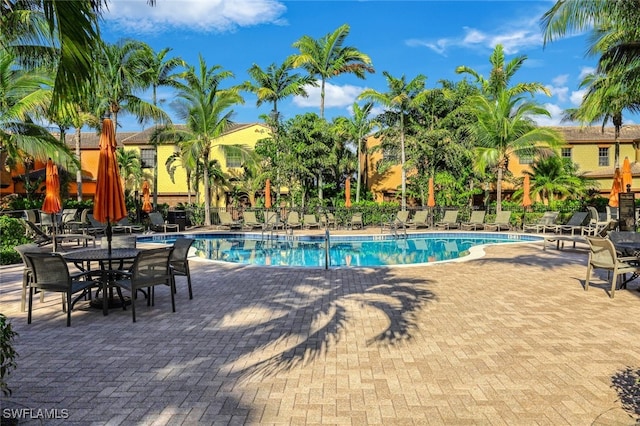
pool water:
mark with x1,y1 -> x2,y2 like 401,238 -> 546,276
140,232 -> 542,268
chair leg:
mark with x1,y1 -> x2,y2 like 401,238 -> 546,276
66,293 -> 72,327
27,286 -> 34,324
187,270 -> 193,300
170,282 -> 176,313
585,264 -> 592,291
21,274 -> 28,312
130,288 -> 137,322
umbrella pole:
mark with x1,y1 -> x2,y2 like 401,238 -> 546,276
106,218 -> 112,255
51,213 -> 58,253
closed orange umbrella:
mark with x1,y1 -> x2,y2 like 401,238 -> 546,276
94,117 -> 127,252
427,177 -> 435,208
622,157 -> 633,192
522,175 -> 532,208
141,180 -> 153,213
265,179 -> 272,209
345,178 -> 351,208
609,167 -> 623,207
42,159 -> 62,251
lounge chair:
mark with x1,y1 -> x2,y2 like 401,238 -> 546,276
347,212 -> 363,230
382,211 -> 410,232
242,211 -> 264,230
86,214 -> 107,235
546,211 -> 590,235
319,212 -> 337,229
483,211 -> 512,231
435,210 -> 459,230
264,211 -> 283,231
216,211 -> 242,230
460,210 -> 486,231
284,211 -> 303,233
149,212 -> 179,232
113,217 -> 145,233
303,214 -> 321,229
522,211 -> 559,233
408,210 -> 430,229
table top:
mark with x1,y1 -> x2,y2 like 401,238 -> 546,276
63,248 -> 140,262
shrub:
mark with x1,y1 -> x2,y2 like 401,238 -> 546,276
0,216 -> 32,265
0,313 -> 18,397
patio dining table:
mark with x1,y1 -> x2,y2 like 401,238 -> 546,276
63,248 -> 140,315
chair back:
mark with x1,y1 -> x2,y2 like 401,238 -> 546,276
303,214 -> 318,225
396,211 -> 410,223
130,247 -> 173,288
440,210 -> 458,223
61,209 -> 78,224
587,206 -> 601,225
218,211 -> 235,225
265,211 -> 280,226
170,238 -> 194,273
586,236 -> 617,269
606,206 -> 619,221
243,211 -> 259,224
538,211 -> 559,225
25,252 -> 72,291
148,212 -> 165,226
468,210 -> 485,223
286,211 -> 300,224
565,211 -> 589,226
494,211 -> 512,224
14,243 -> 41,265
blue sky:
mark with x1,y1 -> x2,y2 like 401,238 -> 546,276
99,0 -> 628,132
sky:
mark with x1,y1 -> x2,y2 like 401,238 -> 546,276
98,0 -> 634,132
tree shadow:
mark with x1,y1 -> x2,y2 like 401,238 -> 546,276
611,367 -> 640,422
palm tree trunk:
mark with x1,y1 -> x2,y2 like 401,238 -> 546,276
320,79 -> 326,119
75,128 -> 83,201
356,134 -> 362,203
203,149 -> 211,226
496,167 -> 503,213
400,116 -> 407,211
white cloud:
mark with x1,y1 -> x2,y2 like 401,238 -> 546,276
531,103 -> 566,126
570,89 -> 587,106
552,74 -> 569,86
579,66 -> 596,80
293,82 -> 364,109
104,0 -> 287,33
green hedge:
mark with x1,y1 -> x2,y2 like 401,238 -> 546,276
0,216 -> 32,265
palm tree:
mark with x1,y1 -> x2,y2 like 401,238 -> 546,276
358,72 -> 427,210
525,156 -> 589,205
137,46 -> 185,208
289,24 -> 374,118
334,102 -> 377,203
116,147 -> 142,192
0,48 -> 76,173
95,40 -> 169,135
170,55 -> 244,226
465,90 -> 564,212
244,60 -> 315,117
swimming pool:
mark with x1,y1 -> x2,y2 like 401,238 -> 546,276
139,232 -> 542,268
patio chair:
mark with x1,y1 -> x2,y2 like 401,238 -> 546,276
382,211 -> 410,232
435,210 -> 459,230
522,211 -> 559,233
60,208 -> 78,233
149,211 -> 180,232
585,236 -> 640,298
408,210 -> 430,229
347,212 -> 363,230
113,247 -> 175,322
460,210 -> 486,231
546,211 -> 590,235
264,211 -> 283,230
303,214 -> 321,229
586,206 -> 612,236
24,251 -> 99,327
65,208 -> 89,234
242,211 -> 264,230
319,212 -> 338,229
22,218 -> 53,246
170,237 -> 195,300
14,243 -> 46,312
217,211 -> 242,230
86,213 -> 107,235
284,211 -> 303,233
483,211 -> 512,231
113,217 -> 144,233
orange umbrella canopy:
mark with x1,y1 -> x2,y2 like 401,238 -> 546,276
622,157 -> 633,192
265,179 -> 272,209
345,178 -> 351,208
141,180 -> 153,213
94,118 -> 127,223
41,159 -> 61,214
427,177 -> 435,208
522,175 -> 532,208
609,167 -> 623,207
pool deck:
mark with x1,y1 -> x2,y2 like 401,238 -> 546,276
1,229 -> 639,425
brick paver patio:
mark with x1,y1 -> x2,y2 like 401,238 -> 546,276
1,236 -> 639,425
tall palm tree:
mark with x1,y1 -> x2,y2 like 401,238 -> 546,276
170,55 -> 244,226
116,147 -> 142,192
358,72 -> 427,210
244,60 -> 315,117
289,24 -> 374,118
0,48 -> 76,173
137,46 -> 185,208
95,40 -> 168,135
334,102 -> 377,203
465,90 -> 564,212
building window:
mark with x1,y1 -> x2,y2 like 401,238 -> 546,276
561,148 -> 572,159
225,152 -> 242,168
598,147 -> 609,167
518,154 -> 533,164
140,148 -> 155,169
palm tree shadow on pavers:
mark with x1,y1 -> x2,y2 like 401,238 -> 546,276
205,266 -> 436,381
609,367 -> 640,423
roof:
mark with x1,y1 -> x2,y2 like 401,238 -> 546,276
57,122 -> 269,149
553,125 -> 640,142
